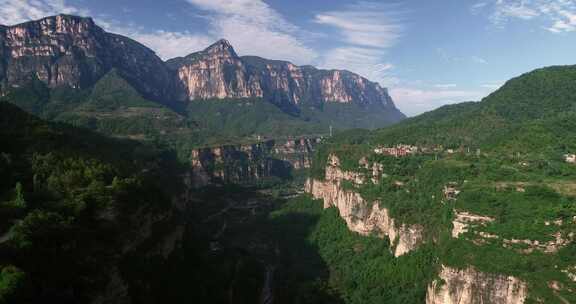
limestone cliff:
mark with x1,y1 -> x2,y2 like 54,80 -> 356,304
167,40 -> 403,116
190,138 -> 320,187
168,40 -> 263,101
0,15 -> 405,127
0,14 -> 174,101
426,265 -> 527,304
304,154 -> 423,256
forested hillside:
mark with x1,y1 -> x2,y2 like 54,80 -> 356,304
304,65 -> 576,303
0,102 -> 185,303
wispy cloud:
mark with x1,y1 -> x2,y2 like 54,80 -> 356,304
474,0 -> 576,33
0,0 -> 317,63
437,48 -> 489,65
314,2 -> 403,48
0,0 -> 88,25
434,84 -> 458,88
185,0 -> 317,64
127,31 -> 213,60
471,56 -> 488,64
0,0 -> 214,60
314,1 -> 403,86
480,82 -> 504,89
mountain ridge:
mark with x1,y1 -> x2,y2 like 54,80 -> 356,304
0,14 -> 405,126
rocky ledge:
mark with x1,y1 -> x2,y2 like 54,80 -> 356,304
304,154 -> 424,257
426,265 -> 527,304
190,138 -> 320,187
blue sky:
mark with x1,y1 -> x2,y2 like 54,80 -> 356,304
1,0 -> 576,116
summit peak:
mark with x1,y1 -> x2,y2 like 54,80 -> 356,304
204,39 -> 237,57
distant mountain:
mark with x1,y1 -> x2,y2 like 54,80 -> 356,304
0,14 -> 175,102
363,64 -> 576,151
0,14 -> 405,142
167,39 -> 401,116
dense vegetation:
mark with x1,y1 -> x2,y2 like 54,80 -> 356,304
0,102 -> 184,303
307,64 -> 576,303
268,195 -> 437,303
2,71 -> 403,157
4,59 -> 576,303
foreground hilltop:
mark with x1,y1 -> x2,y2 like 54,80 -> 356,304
0,14 -> 404,143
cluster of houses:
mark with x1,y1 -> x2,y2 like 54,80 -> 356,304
373,145 -> 419,157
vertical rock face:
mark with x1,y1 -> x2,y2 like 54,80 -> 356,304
190,138 -> 320,187
167,42 -> 401,112
0,14 -> 174,101
0,15 -> 405,126
168,40 -> 263,101
426,265 -> 528,304
304,154 -> 424,256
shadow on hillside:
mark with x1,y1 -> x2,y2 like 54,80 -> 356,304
118,188 -> 342,304
266,211 -> 344,304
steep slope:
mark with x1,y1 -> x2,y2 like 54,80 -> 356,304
305,65 -> 576,303
370,65 -> 576,148
0,14 -> 174,102
0,102 -> 187,303
0,15 -> 405,149
167,39 -> 405,126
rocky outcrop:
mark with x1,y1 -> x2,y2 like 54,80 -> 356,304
452,210 -> 495,238
453,210 -> 574,254
191,138 -> 320,187
305,154 -> 424,256
426,265 -> 527,304
168,40 -> 263,101
167,40 -> 403,116
273,137 -> 321,169
0,14 -> 174,101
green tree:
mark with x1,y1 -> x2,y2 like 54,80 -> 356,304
12,183 -> 26,209
0,265 -> 27,304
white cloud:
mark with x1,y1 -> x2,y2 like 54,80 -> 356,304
471,56 -> 488,64
475,0 -> 576,33
0,0 -> 214,60
480,82 -> 504,89
128,31 -> 213,60
434,84 -> 458,88
0,0 -> 316,62
314,2 -> 403,48
390,87 -> 486,116
318,47 -> 398,86
314,1 -> 403,86
437,48 -> 489,65
0,0 -> 88,25
185,0 -> 317,64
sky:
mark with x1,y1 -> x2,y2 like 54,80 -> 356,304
1,0 -> 576,116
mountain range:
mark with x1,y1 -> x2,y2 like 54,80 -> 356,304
0,14 -> 405,147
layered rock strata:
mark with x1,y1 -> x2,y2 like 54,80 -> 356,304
190,138 -> 320,187
426,265 -> 527,304
304,154 -> 423,256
